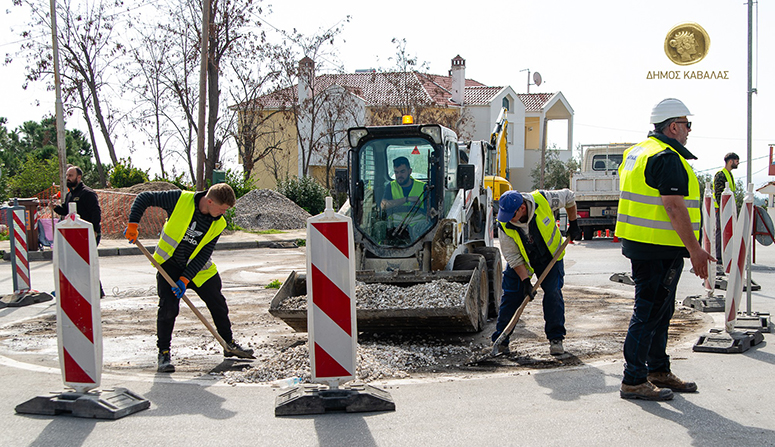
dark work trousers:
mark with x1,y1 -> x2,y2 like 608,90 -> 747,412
622,257 -> 684,385
715,210 -> 723,262
156,261 -> 232,352
491,259 -> 566,345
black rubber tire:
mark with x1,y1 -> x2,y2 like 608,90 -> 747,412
583,226 -> 594,241
453,254 -> 489,331
474,246 -> 503,319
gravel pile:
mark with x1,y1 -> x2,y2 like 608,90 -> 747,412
233,189 -> 310,230
224,336 -> 478,385
276,280 -> 468,310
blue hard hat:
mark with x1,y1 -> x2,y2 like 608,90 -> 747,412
497,190 -> 524,223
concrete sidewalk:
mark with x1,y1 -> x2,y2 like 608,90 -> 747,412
0,229 -> 307,261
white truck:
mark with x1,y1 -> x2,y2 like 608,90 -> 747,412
570,143 -> 634,240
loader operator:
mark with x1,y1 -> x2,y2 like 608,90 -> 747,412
615,98 -> 713,401
491,189 -> 582,356
123,184 -> 253,373
381,156 -> 426,236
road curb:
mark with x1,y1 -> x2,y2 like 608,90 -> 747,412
2,238 -> 301,262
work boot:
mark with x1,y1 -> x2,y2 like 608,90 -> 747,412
620,381 -> 674,401
157,350 -> 175,373
549,339 -> 564,355
224,340 -> 254,358
495,343 -> 511,356
647,372 -> 698,393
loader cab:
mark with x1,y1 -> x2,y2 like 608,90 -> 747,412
347,123 -> 458,249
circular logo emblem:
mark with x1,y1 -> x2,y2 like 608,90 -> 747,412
664,22 -> 710,66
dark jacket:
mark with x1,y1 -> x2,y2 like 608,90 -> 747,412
53,182 -> 101,234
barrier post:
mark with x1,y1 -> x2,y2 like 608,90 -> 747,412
702,184 -> 716,293
275,197 -> 394,416
720,183 -> 736,274
9,199 -> 31,295
15,203 -> 149,419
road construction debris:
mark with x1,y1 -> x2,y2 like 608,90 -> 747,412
224,334 -> 478,384
276,280 -> 467,310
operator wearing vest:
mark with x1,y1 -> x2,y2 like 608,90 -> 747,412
615,98 -> 714,401
124,184 -> 253,373
381,156 -> 426,235
713,152 -> 739,266
491,189 -> 582,356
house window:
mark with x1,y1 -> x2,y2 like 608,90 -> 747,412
502,97 -> 510,111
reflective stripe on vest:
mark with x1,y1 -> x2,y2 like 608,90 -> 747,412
499,191 -> 564,276
153,191 -> 226,287
615,137 -> 701,246
389,178 -> 425,226
714,168 -> 735,208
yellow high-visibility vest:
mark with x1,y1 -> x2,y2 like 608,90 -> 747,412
153,191 -> 226,287
615,137 -> 700,246
499,191 -> 564,275
388,178 -> 425,227
714,168 -> 735,208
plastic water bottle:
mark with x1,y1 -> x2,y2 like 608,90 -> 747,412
271,377 -> 302,388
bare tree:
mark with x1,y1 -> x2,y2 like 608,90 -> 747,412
14,0 -> 126,167
258,118 -> 293,184
271,20 -> 350,178
316,85 -> 363,188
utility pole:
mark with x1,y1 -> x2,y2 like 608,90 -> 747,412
195,0 -> 211,191
745,0 -> 756,313
49,0 -> 67,195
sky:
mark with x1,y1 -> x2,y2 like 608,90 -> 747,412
1,0 -> 774,191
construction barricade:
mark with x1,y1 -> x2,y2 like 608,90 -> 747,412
15,203 -> 149,419
275,197 -> 394,416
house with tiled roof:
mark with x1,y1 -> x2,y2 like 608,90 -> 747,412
236,55 -> 573,191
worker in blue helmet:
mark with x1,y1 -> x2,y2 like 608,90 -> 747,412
492,188 -> 581,356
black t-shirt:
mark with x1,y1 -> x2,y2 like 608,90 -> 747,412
621,132 -> 698,260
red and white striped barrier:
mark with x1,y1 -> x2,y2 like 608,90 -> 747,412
725,184 -> 754,332
702,184 -> 716,292
8,200 -> 31,294
54,203 -> 102,393
720,183 -> 736,274
307,197 -> 357,387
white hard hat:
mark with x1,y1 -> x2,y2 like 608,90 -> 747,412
650,98 -> 692,124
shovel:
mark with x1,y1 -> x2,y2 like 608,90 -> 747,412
135,239 -> 255,359
490,237 -> 570,357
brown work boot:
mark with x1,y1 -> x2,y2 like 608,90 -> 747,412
620,381 -> 674,401
648,372 -> 698,393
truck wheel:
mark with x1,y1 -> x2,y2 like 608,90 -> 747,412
453,254 -> 489,331
583,226 -> 594,241
474,246 -> 502,319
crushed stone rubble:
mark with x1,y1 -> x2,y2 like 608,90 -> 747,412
224,335 -> 479,385
276,280 -> 467,310
232,189 -> 311,230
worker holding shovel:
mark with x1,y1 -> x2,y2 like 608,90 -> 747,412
124,183 -> 253,373
491,189 -> 581,356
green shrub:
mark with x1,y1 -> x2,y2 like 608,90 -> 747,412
222,168 -> 255,199
276,176 -> 329,215
265,279 -> 282,289
153,173 -> 193,191
6,155 -> 59,198
110,158 -> 149,188
223,208 -> 241,231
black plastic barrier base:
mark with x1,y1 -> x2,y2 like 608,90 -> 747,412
682,295 -> 725,313
692,328 -> 764,354
735,312 -> 772,333
0,292 -> 53,309
15,387 -> 150,419
275,382 -> 395,416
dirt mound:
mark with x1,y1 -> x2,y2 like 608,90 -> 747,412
233,189 -> 310,230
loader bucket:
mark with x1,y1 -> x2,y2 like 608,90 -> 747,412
269,264 -> 487,333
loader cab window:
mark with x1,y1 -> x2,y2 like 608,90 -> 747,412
355,137 -> 437,247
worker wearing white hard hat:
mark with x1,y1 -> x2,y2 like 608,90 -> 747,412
615,98 -> 714,401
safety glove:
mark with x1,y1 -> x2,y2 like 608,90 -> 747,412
124,223 -> 139,244
522,277 -> 535,301
171,277 -> 189,299
568,219 -> 582,241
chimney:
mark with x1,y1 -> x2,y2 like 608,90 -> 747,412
298,56 -> 314,104
450,55 -> 465,105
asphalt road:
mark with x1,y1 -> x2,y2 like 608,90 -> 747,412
1,235 -> 774,446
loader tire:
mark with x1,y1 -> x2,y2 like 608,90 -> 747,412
474,246 -> 503,319
453,254 -> 489,331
